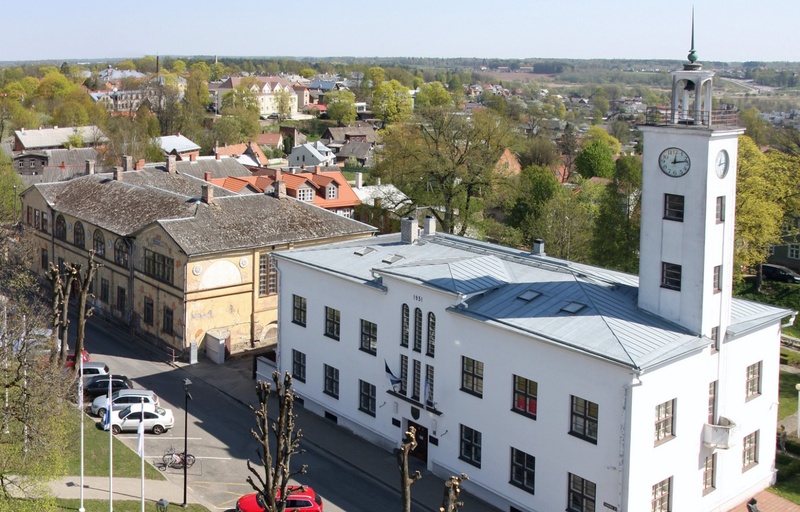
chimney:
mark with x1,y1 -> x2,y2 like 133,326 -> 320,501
135,159 -> 145,170
215,152 -> 221,161
313,165 -> 319,174
204,172 -> 211,182
201,184 -> 214,204
274,169 -> 282,182
400,217 -> 419,244
122,155 -> 132,172
274,180 -> 287,199
167,154 -> 177,173
189,153 -> 197,162
532,239 -> 546,256
113,166 -> 123,181
355,172 -> 363,189
423,215 -> 436,236
86,159 -> 95,175
374,197 -> 382,208
376,177 -> 382,186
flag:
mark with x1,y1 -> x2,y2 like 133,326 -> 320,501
385,360 -> 401,386
137,397 -> 145,457
102,378 -> 112,431
423,375 -> 431,405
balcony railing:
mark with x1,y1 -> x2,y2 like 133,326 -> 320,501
644,107 -> 741,129
703,417 -> 736,449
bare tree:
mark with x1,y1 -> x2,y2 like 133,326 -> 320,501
71,251 -> 100,368
246,371 -> 307,512
47,263 -> 76,363
397,426 -> 422,512
440,474 -> 469,512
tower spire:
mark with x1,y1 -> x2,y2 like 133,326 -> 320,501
685,8 -> 701,70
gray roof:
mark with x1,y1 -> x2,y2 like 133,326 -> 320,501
143,156 -> 252,180
352,183 -> 412,211
14,126 -> 108,150
42,148 -> 100,168
323,126 -> 377,144
275,233 -> 791,370
337,142 -> 373,160
158,135 -> 201,154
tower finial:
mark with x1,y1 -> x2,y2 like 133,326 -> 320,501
687,7 -> 698,64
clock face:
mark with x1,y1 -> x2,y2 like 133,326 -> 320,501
659,147 -> 691,177
715,150 -> 729,178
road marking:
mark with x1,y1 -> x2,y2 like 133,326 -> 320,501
117,436 -> 204,440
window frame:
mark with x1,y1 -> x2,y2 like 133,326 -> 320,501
413,308 -> 422,352
100,278 -> 109,303
54,214 -> 67,240
292,295 -> 307,327
116,286 -> 126,312
745,361 -> 762,400
114,238 -> 129,269
162,306 -> 173,335
654,398 -> 676,445
569,395 -> 599,444
713,265 -> 721,293
93,229 -> 105,258
399,354 -> 408,396
742,430 -> 759,472
360,319 -> 377,355
425,364 -> 435,407
512,375 -> 538,419
661,262 -> 682,291
143,249 -> 174,284
400,304 -> 409,347
73,221 -> 85,248
358,379 -> 376,417
790,244 -> 800,260
40,248 -> 48,270
292,349 -> 306,383
323,364 -> 339,399
143,297 -> 154,326
663,193 -> 684,222
703,454 -> 716,494
509,447 -> 535,494
324,306 -> 341,340
715,196 -> 725,223
708,381 -> 717,424
567,473 -> 596,512
651,476 -> 671,512
459,424 -> 482,468
426,312 -> 436,356
460,356 -> 484,398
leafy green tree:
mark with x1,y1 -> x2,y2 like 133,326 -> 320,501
506,165 -> 560,238
189,61 -> 211,82
364,66 -> 385,94
583,125 -> 621,155
608,120 -> 631,146
52,101 -> 89,128
274,88 -> 293,121
558,123 -> 580,180
171,60 -> 186,75
134,56 -> 157,73
0,155 -> 23,223
739,107 -> 771,147
299,68 -> 316,79
528,186 -> 594,261
376,106 -> 515,235
590,155 -> 642,272
414,82 -> 451,109
373,80 -> 412,125
325,89 -> 357,126
35,72 -> 77,101
519,136 -> 560,169
575,139 -> 616,179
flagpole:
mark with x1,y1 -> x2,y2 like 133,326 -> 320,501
79,356 -> 85,512
139,397 -> 145,512
107,376 -> 113,512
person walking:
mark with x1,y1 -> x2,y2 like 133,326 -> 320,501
779,424 -> 788,453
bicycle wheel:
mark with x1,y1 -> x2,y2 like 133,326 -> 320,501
162,454 -> 173,468
185,454 -> 196,468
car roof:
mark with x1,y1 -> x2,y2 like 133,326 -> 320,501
115,389 -> 156,398
87,375 -> 130,384
82,362 -> 109,369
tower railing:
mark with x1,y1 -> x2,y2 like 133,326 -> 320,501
644,107 -> 741,129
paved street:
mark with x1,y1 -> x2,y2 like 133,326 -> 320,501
69,315 -> 501,512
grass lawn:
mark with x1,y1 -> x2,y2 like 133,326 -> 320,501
779,371 -> 800,422
772,438 -> 800,504
734,277 -> 800,337
55,500 -> 209,511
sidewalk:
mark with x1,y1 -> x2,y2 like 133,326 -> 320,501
48,476 -> 196,508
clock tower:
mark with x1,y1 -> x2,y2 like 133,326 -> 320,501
637,28 -> 744,339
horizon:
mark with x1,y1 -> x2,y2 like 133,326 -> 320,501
3,0 -> 798,64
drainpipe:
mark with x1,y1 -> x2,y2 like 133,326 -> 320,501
619,371 -> 642,512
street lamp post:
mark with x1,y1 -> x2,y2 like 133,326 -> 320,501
182,378 -> 192,508
795,383 -> 800,439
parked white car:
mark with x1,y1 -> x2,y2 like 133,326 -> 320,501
91,389 -> 159,418
104,403 -> 174,435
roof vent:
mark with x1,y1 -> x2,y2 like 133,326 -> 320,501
517,290 -> 541,302
382,254 -> 404,264
561,302 -> 586,314
354,247 -> 376,256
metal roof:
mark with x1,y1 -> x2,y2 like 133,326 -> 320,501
275,233 -> 791,370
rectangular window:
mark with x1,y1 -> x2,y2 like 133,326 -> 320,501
708,381 -> 717,424
34,209 -> 40,230
510,447 -> 535,494
512,375 -> 538,419
143,249 -> 174,284
324,306 -> 340,340
715,196 -> 725,222
267,256 -> 277,294
790,244 -> 800,260
746,361 -> 762,400
742,430 -> 759,471
323,364 -> 339,399
162,306 -> 173,335
713,265 -> 722,293
400,304 -> 409,347
27,206 -> 32,225
143,297 -> 154,326
461,356 -> 484,398
292,295 -> 307,326
40,248 -> 48,270
413,308 -> 422,352
651,477 -> 671,512
426,312 -> 436,356
425,364 -> 435,406
360,319 -> 377,355
570,396 -> 599,444
258,254 -> 272,296
292,349 -> 306,383
703,454 -> 716,494
412,360 -> 421,401
654,399 -> 676,444
116,286 -> 126,312
711,326 -> 720,352
459,424 -> 482,468
41,212 -> 48,233
663,194 -> 684,221
100,278 -> 109,303
297,187 -> 314,202
358,380 -> 376,417
661,262 -> 682,291
400,355 -> 408,396
567,473 -> 596,512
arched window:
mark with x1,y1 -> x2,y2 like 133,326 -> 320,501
413,308 -> 423,352
93,229 -> 105,258
54,215 -> 67,240
73,221 -> 85,248
114,238 -> 129,268
426,313 -> 436,357
400,304 -> 409,347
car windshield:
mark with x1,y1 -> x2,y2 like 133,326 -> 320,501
119,406 -> 132,418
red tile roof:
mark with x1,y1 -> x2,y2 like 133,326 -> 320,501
212,142 -> 268,166
257,133 -> 283,147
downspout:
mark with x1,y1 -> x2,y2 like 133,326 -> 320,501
275,261 -> 283,375
619,371 -> 643,512
182,255 -> 189,360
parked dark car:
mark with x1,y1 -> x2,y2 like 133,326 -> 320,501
83,375 -> 134,399
761,264 -> 800,283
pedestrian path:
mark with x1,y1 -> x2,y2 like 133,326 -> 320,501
48,475 -> 207,508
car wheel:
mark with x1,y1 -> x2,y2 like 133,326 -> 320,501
111,425 -> 121,435
96,408 -> 106,419
152,424 -> 165,435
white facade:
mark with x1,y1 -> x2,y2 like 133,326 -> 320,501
273,55 -> 792,512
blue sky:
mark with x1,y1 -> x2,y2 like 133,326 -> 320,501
3,0 -> 797,63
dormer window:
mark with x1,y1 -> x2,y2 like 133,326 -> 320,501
297,187 -> 314,202
326,184 -> 338,199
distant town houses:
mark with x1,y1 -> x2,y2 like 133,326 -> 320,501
13,125 -> 108,152
208,76 -> 298,119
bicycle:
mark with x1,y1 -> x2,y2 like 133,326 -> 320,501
161,446 -> 196,470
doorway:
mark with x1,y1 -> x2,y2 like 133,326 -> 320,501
407,420 -> 428,463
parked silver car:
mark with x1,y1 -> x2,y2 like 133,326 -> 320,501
91,389 -> 159,418
104,403 -> 174,435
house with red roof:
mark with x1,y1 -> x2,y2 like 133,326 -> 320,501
212,142 -> 269,167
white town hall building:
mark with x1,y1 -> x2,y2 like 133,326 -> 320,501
273,48 -> 794,511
